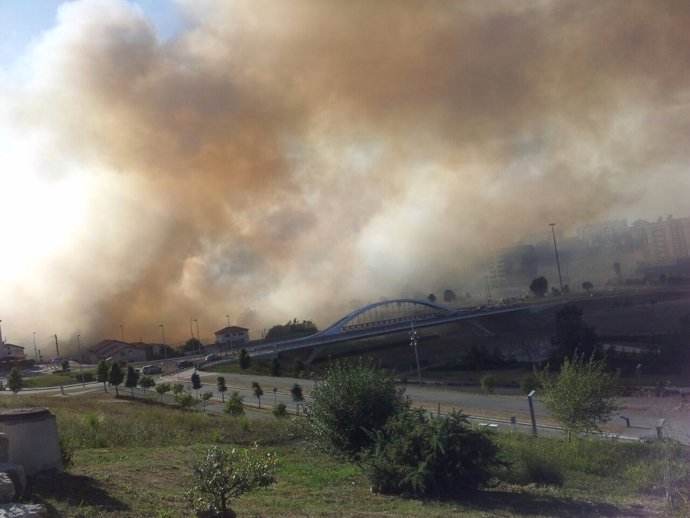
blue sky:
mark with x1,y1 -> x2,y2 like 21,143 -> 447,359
0,0 -> 184,67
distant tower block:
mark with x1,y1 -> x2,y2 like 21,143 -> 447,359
0,408 -> 62,475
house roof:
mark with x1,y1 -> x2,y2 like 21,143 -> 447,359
2,343 -> 24,350
89,340 -> 152,357
214,326 -> 249,335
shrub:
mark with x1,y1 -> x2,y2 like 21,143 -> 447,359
175,392 -> 196,409
480,374 -> 496,394
224,391 -> 245,416
363,409 -> 502,498
272,402 -> 287,418
520,375 -> 539,394
305,358 -> 409,459
185,445 -> 276,518
521,454 -> 564,486
172,383 -> 184,395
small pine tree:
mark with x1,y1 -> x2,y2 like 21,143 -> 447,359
155,382 -> 171,402
270,356 -> 282,377
238,348 -> 251,370
200,391 -> 213,411
108,362 -> 125,396
252,381 -> 264,408
224,391 -> 245,416
139,375 -> 155,394
272,402 -> 287,418
7,367 -> 23,393
125,366 -> 139,397
191,372 -> 202,396
217,376 -> 227,402
97,360 -> 109,392
290,383 -> 304,415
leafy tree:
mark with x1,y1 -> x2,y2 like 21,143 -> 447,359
363,409 -> 502,497
125,366 -> 139,397
290,383 -> 304,415
224,391 -> 245,416
442,289 -> 457,304
272,402 -> 287,418
183,337 -> 202,353
97,360 -> 109,392
155,382 -> 171,402
191,372 -> 202,396
108,362 -> 125,396
582,281 -> 594,293
536,352 -> 619,440
185,445 -> 276,518
554,304 -> 598,358
139,375 -> 155,394
176,391 -> 196,409
200,391 -> 213,411
172,383 -> 184,395
305,359 -> 409,459
427,293 -> 437,303
238,348 -> 251,370
217,376 -> 227,402
270,356 -> 282,377
61,359 -> 70,371
480,374 -> 496,394
265,319 -> 318,339
529,276 -> 548,297
252,381 -> 264,409
7,367 -> 23,393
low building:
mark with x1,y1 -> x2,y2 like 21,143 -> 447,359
0,343 -> 26,361
213,326 -> 250,349
88,340 -> 153,363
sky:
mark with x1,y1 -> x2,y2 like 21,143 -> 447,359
0,0 -> 688,354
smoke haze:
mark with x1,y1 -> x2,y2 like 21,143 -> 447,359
1,0 -> 688,349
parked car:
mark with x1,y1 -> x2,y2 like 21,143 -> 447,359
142,365 -> 161,375
175,359 -> 193,369
205,354 -> 219,362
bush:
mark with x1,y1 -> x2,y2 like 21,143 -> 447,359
175,392 -> 196,409
363,409 -> 503,498
521,454 -> 564,486
224,391 -> 245,416
305,358 -> 409,459
520,375 -> 539,394
272,402 -> 287,418
480,374 -> 496,394
185,445 -> 276,517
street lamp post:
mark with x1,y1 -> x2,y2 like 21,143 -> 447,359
120,324 -> 124,342
159,324 -> 167,359
528,390 -> 538,436
194,319 -> 200,346
226,314 -> 230,326
409,323 -> 422,385
549,223 -> 564,294
76,334 -> 85,387
33,332 -> 38,361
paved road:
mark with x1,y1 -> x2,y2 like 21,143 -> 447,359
166,370 -> 690,444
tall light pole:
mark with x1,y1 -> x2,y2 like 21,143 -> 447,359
194,319 -> 200,345
549,223 -> 564,294
226,314 -> 230,326
120,324 -> 124,342
76,334 -> 85,387
159,324 -> 167,359
33,332 -> 38,361
409,323 -> 422,385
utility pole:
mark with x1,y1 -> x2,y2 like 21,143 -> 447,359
409,323 -> 422,385
54,334 -> 60,357
549,223 -> 564,294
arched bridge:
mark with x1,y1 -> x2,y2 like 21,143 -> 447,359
316,298 -> 456,337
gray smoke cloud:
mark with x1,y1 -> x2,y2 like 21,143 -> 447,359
1,0 -> 688,349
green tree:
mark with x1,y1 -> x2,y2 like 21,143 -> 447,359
224,391 -> 245,416
529,276 -> 548,297
581,281 -> 594,293
252,381 -> 264,409
363,409 -> 502,497
108,362 -> 125,396
97,360 -> 109,392
265,319 -> 318,340
7,367 -> 23,393
272,402 -> 287,418
290,383 -> 304,415
305,359 -> 409,459
139,375 -> 155,394
125,366 -> 139,397
442,289 -> 457,304
191,372 -> 202,396
238,348 -> 251,370
183,337 -> 202,353
270,356 -> 282,377
176,391 -> 196,409
536,352 -> 619,440
172,383 -> 184,395
200,391 -> 213,411
217,376 -> 227,402
427,293 -> 437,303
155,382 -> 171,402
185,445 -> 276,518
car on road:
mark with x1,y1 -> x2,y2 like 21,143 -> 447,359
204,354 -> 219,362
175,359 -> 194,369
142,365 -> 162,375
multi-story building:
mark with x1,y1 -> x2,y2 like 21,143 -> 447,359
213,326 -> 250,348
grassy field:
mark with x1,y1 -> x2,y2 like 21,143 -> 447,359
1,390 -> 687,517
